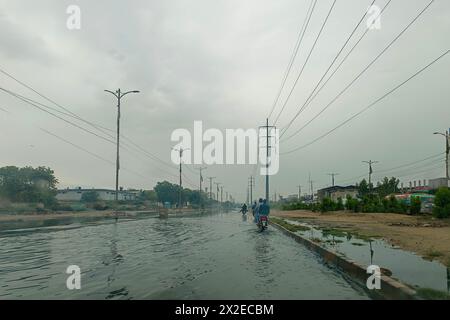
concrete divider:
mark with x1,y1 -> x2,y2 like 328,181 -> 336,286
270,220 -> 418,300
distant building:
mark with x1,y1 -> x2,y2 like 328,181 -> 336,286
317,185 -> 358,202
56,187 -> 138,202
428,177 -> 450,190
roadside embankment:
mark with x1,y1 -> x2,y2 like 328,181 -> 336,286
272,209 -> 450,267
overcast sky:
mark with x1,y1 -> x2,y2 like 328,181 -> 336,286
0,0 -> 449,201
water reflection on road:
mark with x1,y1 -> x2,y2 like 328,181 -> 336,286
0,211 -> 368,299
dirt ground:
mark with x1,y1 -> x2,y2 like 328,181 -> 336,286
273,209 -> 450,267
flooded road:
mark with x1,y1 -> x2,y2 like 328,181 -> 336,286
0,211 -> 368,299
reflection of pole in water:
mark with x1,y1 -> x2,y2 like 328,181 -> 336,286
369,241 -> 374,265
447,267 -> 450,293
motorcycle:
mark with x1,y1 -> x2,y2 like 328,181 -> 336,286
257,215 -> 269,232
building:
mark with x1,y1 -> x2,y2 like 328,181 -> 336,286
317,185 -> 358,202
428,177 -> 450,190
56,187 -> 138,202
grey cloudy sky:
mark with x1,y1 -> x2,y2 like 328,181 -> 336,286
0,0 -> 449,201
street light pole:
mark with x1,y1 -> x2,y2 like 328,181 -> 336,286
105,89 -> 139,202
434,131 -> 449,179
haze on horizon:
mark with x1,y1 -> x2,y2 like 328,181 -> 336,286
1,0 -> 449,202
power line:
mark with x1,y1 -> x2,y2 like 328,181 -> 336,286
279,0 -> 379,138
267,0 -> 316,119
273,0 -> 336,125
0,68 -> 179,173
1,86 -> 179,175
281,0 -> 433,142
40,128 -> 150,181
281,48 -> 450,155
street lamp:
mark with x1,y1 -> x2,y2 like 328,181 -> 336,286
433,131 -> 449,180
105,89 -> 140,201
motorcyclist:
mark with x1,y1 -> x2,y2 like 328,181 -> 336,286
254,198 -> 263,223
259,199 -> 270,218
240,203 -> 248,214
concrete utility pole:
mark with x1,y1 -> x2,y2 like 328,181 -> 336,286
308,173 -> 314,200
208,177 -> 216,200
172,148 -> 189,208
434,130 -> 449,179
214,182 -> 221,204
362,160 -> 379,187
297,185 -> 302,201
327,173 -> 339,187
196,167 -> 207,192
104,88 -> 139,201
259,119 -> 276,204
248,176 -> 255,204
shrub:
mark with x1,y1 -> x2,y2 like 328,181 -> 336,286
336,197 -> 344,211
433,187 -> 450,219
410,196 -> 421,215
320,198 -> 336,213
81,191 -> 99,203
345,195 -> 360,212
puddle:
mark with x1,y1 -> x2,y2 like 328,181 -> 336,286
279,218 -> 450,293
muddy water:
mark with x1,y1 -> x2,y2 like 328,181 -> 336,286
0,212 -> 369,299
282,218 -> 450,293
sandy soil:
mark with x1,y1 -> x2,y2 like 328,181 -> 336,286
273,209 -> 450,267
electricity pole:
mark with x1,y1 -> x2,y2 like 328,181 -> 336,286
327,173 -> 339,187
172,147 -> 189,208
248,176 -> 255,204
259,119 -> 276,203
434,130 -> 449,179
208,177 -> 216,200
297,185 -> 302,201
214,182 -> 221,203
308,173 -> 314,201
363,160 -> 379,188
196,167 -> 207,192
104,88 -> 140,201
220,186 -> 223,203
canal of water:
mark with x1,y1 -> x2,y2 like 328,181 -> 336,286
0,211 -> 369,299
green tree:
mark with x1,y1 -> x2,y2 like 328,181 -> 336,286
433,188 -> 450,219
357,179 -> 372,198
377,177 -> 400,198
139,190 -> 157,202
0,166 -> 58,205
154,181 -> 182,205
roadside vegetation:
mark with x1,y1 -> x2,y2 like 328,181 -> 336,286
281,176 -> 450,219
0,166 -> 227,214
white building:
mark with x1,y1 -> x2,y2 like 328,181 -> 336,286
56,188 -> 138,202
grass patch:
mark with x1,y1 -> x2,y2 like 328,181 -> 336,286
321,228 -> 347,238
425,250 -> 444,259
351,242 -> 365,246
416,288 -> 450,300
271,217 -> 311,232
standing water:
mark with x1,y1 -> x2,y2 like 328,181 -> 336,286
0,211 -> 368,299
